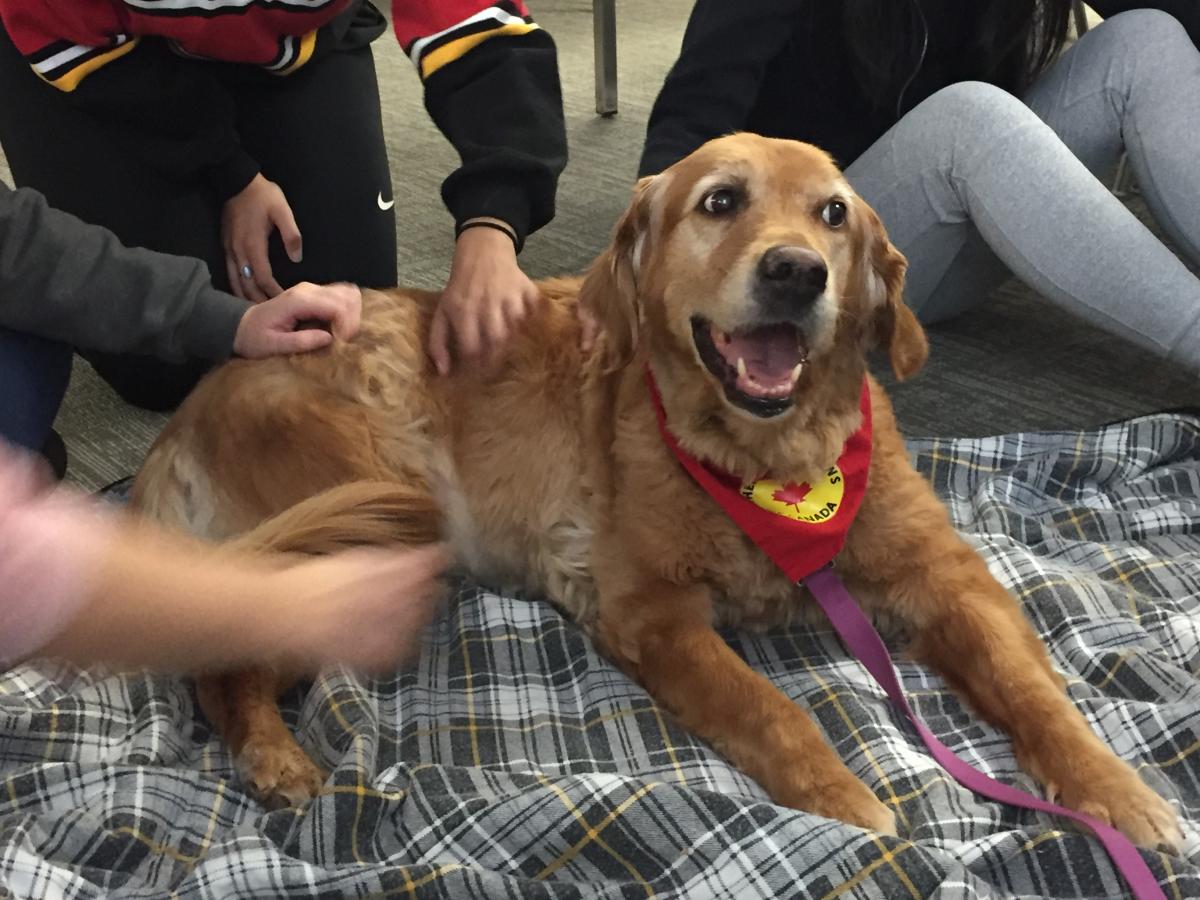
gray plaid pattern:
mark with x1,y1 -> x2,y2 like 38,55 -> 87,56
1,413 -> 1198,898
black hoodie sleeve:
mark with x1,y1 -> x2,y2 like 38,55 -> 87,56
395,2 -> 567,252
639,0 -> 804,178
35,39 -> 261,203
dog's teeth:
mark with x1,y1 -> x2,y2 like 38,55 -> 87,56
736,357 -> 747,378
791,362 -> 804,381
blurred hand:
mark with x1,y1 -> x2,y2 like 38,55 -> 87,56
222,173 -> 302,303
233,282 -> 362,358
429,225 -> 542,375
285,543 -> 452,672
0,441 -> 52,509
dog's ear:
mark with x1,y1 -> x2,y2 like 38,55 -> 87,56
579,176 -> 655,373
862,203 -> 927,381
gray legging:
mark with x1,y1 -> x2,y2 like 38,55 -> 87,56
847,9 -> 1200,372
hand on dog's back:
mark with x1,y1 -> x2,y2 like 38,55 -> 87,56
232,282 -> 363,359
429,226 -> 543,375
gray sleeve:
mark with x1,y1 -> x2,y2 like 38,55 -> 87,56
0,180 -> 247,362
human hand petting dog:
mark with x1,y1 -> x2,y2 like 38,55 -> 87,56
429,224 -> 542,374
278,544 -> 450,672
43,532 -> 451,675
0,444 -> 451,674
222,173 -> 302,303
233,282 -> 362,359
52,538 -> 451,675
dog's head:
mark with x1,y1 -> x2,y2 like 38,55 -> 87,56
582,134 -> 925,426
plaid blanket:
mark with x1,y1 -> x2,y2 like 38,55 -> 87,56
1,413 -> 1198,899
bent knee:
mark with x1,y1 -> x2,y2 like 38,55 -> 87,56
906,81 -> 1038,144
919,81 -> 1029,122
1075,9 -> 1195,102
1092,8 -> 1191,53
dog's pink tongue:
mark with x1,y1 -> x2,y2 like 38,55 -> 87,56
724,325 -> 803,381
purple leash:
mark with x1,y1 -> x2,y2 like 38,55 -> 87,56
803,565 -> 1167,900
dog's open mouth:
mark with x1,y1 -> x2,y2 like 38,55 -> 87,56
691,316 -> 808,417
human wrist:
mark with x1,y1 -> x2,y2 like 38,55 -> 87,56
230,304 -> 256,357
455,217 -> 519,251
444,177 -> 533,252
97,536 -> 292,672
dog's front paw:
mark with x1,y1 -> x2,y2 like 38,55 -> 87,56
778,772 -> 897,836
237,739 -> 328,810
1049,764 -> 1181,852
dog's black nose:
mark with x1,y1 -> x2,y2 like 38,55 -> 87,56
757,246 -> 827,295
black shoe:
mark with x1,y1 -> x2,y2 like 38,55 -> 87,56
39,429 -> 67,481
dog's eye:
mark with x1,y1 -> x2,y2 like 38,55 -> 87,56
701,189 -> 739,216
821,200 -> 847,228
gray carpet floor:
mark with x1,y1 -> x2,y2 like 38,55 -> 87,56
2,0 -> 1195,491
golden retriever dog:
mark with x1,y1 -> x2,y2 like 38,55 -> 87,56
132,134 -> 1179,848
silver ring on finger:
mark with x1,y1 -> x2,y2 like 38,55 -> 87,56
239,264 -> 253,279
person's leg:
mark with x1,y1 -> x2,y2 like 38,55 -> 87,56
845,78 -> 1200,371
0,23 -> 221,411
0,329 -> 73,452
228,46 -> 397,289
1023,9 -> 1200,265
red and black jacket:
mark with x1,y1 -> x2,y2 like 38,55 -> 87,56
0,0 -> 566,249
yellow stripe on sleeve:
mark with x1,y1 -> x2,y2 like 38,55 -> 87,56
419,22 -> 538,79
40,38 -> 140,92
276,29 -> 318,76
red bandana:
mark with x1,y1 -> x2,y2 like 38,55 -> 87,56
646,370 -> 872,581
646,371 -> 1164,900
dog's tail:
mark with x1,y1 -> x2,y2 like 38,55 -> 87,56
223,481 -> 442,557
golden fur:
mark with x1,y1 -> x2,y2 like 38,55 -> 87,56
133,135 -> 1179,845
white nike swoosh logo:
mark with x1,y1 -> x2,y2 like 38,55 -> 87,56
377,192 -> 395,211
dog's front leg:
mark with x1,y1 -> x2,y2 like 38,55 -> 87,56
594,570 -> 896,834
840,443 -> 1181,850
196,668 -> 327,809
